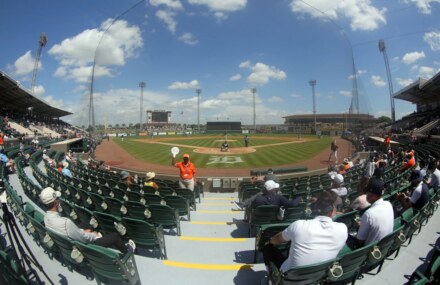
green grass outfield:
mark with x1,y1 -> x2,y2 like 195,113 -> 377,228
113,133 -> 332,169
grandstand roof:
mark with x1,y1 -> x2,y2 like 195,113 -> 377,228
394,71 -> 440,104
0,71 -> 72,118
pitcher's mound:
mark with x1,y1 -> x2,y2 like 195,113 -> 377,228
193,147 -> 256,155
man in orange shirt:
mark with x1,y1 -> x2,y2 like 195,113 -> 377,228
401,151 -> 416,172
0,132 -> 4,150
172,153 -> 196,191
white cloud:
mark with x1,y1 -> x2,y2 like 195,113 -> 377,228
168,79 -> 200,89
240,61 -> 287,86
188,0 -> 247,12
268,96 -> 283,103
396,78 -> 414,87
33,85 -> 45,96
402,51 -> 425,64
156,9 -> 177,33
201,98 -> 230,109
12,51 -> 39,75
229,74 -> 241,81
289,0 -> 387,31
178,33 -> 199,45
348,69 -> 367,79
239,60 -> 251,68
49,19 -> 142,83
183,1 -> 237,21
150,0 -> 183,10
339,90 -> 352,97
217,89 -> 261,104
403,0 -> 440,14
290,93 -> 303,99
371,75 -> 386,87
423,31 -> 440,51
418,66 -> 437,79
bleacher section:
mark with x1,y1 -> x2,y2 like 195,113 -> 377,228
0,137 -> 439,284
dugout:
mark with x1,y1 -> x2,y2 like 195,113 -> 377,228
206,121 -> 241,133
50,137 -> 85,153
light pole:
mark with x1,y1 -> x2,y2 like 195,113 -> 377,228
196,88 -> 201,133
31,33 -> 47,95
378,39 -> 396,122
251,88 -> 256,132
139,81 -> 145,132
309,80 -> 317,133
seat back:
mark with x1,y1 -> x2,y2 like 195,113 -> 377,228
271,258 -> 336,285
121,217 -> 166,259
163,195 -> 190,220
148,204 -> 180,236
327,243 -> 376,284
92,211 -> 122,235
46,228 -> 85,269
283,204 -> 307,223
250,205 -> 280,226
175,188 -> 196,210
74,241 -> 140,285
124,201 -> 151,221
254,223 -> 290,263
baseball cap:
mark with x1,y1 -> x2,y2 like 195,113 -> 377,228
330,174 -> 344,185
264,180 -> 279,191
365,178 -> 384,196
183,154 -> 190,158
40,187 -> 61,205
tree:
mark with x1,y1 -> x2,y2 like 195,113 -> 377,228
377,116 -> 392,124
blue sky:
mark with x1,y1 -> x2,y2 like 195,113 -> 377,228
1,0 -> 439,126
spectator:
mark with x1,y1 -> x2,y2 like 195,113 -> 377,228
264,168 -> 278,182
416,160 -> 427,178
61,161 -> 72,178
252,180 -> 301,208
397,170 -> 429,211
0,132 -> 4,150
400,151 -> 416,172
354,178 -> 394,247
328,174 -> 347,210
40,187 -> 135,253
263,191 -> 347,271
427,161 -> 440,191
172,153 -> 196,191
144,171 -> 159,190
5,157 -> 16,174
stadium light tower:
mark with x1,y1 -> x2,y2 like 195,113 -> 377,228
309,80 -> 317,133
378,39 -> 396,122
31,33 -> 48,95
139,81 -> 146,132
196,88 -> 201,133
251,88 -> 257,131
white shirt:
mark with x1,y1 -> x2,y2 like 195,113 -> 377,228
331,186 -> 348,197
280,216 -> 347,272
410,181 -> 423,204
357,198 -> 394,245
429,168 -> 440,191
44,211 -> 97,243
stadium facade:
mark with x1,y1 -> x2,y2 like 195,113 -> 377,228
283,113 -> 376,134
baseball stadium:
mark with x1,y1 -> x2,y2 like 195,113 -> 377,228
1,1 -> 440,285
